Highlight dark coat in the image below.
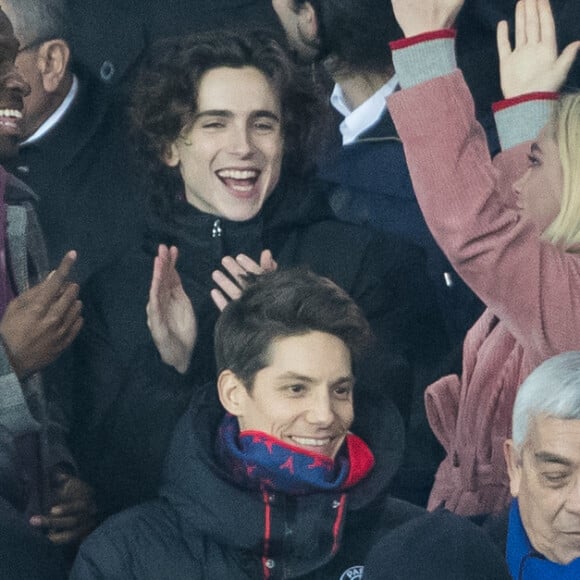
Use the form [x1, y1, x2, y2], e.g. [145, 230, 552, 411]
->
[70, 176, 443, 517]
[319, 109, 484, 350]
[71, 389, 426, 580]
[0, 497, 67, 580]
[7, 67, 144, 284]
[65, 0, 282, 86]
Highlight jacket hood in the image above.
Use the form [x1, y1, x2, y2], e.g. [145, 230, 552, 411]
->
[159, 387, 404, 553]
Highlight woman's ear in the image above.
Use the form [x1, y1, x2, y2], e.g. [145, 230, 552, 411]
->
[217, 370, 249, 417]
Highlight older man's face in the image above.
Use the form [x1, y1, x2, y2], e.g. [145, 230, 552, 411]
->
[0, 9, 29, 160]
[505, 416, 580, 564]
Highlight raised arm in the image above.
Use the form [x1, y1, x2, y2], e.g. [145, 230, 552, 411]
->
[388, 0, 580, 356]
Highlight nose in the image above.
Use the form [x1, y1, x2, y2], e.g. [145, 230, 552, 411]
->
[305, 390, 335, 427]
[229, 124, 254, 157]
[513, 168, 530, 200]
[5, 68, 31, 98]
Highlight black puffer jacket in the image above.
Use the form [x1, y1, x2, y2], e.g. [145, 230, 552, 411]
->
[70, 176, 443, 516]
[71, 389, 425, 580]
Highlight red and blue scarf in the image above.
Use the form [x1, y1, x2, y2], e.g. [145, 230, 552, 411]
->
[215, 413, 375, 495]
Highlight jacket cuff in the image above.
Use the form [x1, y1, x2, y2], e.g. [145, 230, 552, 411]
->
[493, 92, 558, 150]
[390, 30, 457, 89]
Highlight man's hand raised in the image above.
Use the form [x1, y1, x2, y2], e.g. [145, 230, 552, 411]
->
[0, 251, 82, 380]
[391, 0, 464, 38]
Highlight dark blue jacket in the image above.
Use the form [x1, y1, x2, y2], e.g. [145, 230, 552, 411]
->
[71, 391, 422, 579]
[318, 109, 485, 349]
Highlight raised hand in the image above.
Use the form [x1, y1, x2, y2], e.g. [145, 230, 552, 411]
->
[497, 0, 580, 98]
[0, 251, 82, 381]
[147, 244, 197, 374]
[211, 250, 277, 311]
[390, 0, 464, 38]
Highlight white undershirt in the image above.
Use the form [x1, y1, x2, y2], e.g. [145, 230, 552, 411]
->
[21, 75, 79, 146]
[330, 75, 398, 145]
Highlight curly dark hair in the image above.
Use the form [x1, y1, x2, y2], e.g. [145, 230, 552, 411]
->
[128, 29, 323, 217]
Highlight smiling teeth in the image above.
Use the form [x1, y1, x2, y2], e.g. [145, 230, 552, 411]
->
[291, 437, 331, 447]
[217, 169, 259, 179]
[0, 109, 22, 119]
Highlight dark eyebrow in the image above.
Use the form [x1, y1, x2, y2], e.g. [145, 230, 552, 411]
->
[276, 372, 354, 385]
[250, 110, 281, 122]
[277, 372, 315, 383]
[193, 110, 234, 121]
[193, 109, 281, 123]
[531, 142, 543, 155]
[535, 451, 572, 466]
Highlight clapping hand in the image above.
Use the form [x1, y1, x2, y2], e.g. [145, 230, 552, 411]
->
[147, 245, 197, 374]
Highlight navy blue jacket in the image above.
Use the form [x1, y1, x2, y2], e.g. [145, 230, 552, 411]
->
[71, 390, 422, 579]
[319, 109, 485, 349]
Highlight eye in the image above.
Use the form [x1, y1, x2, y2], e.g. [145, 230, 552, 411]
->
[542, 472, 569, 487]
[527, 153, 541, 167]
[286, 384, 306, 396]
[253, 119, 277, 133]
[202, 121, 226, 130]
[333, 384, 353, 399]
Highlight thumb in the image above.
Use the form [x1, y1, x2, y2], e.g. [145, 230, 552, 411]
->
[555, 41, 580, 87]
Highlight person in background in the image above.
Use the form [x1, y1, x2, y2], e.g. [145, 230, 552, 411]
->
[0, 6, 95, 576]
[3, 0, 144, 284]
[502, 352, 580, 576]
[386, 0, 580, 515]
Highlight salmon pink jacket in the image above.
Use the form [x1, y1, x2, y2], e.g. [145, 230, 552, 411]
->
[388, 30, 580, 515]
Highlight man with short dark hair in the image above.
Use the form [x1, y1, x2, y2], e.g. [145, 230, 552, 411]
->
[71, 268, 507, 580]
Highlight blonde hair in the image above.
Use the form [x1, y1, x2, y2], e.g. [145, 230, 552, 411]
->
[542, 93, 580, 252]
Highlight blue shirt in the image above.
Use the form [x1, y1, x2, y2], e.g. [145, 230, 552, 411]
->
[507, 499, 580, 579]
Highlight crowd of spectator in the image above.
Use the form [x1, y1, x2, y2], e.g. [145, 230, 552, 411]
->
[0, 0, 579, 578]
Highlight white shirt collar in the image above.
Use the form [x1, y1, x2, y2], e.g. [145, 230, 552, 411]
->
[21, 75, 79, 146]
[330, 75, 398, 145]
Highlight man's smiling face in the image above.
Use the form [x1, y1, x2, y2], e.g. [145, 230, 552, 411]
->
[225, 330, 355, 459]
[0, 9, 30, 160]
[164, 65, 284, 222]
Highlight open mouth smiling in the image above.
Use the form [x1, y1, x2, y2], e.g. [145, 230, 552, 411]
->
[0, 108, 23, 130]
[216, 168, 261, 194]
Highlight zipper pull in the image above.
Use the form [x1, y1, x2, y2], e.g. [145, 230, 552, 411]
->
[212, 219, 222, 238]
